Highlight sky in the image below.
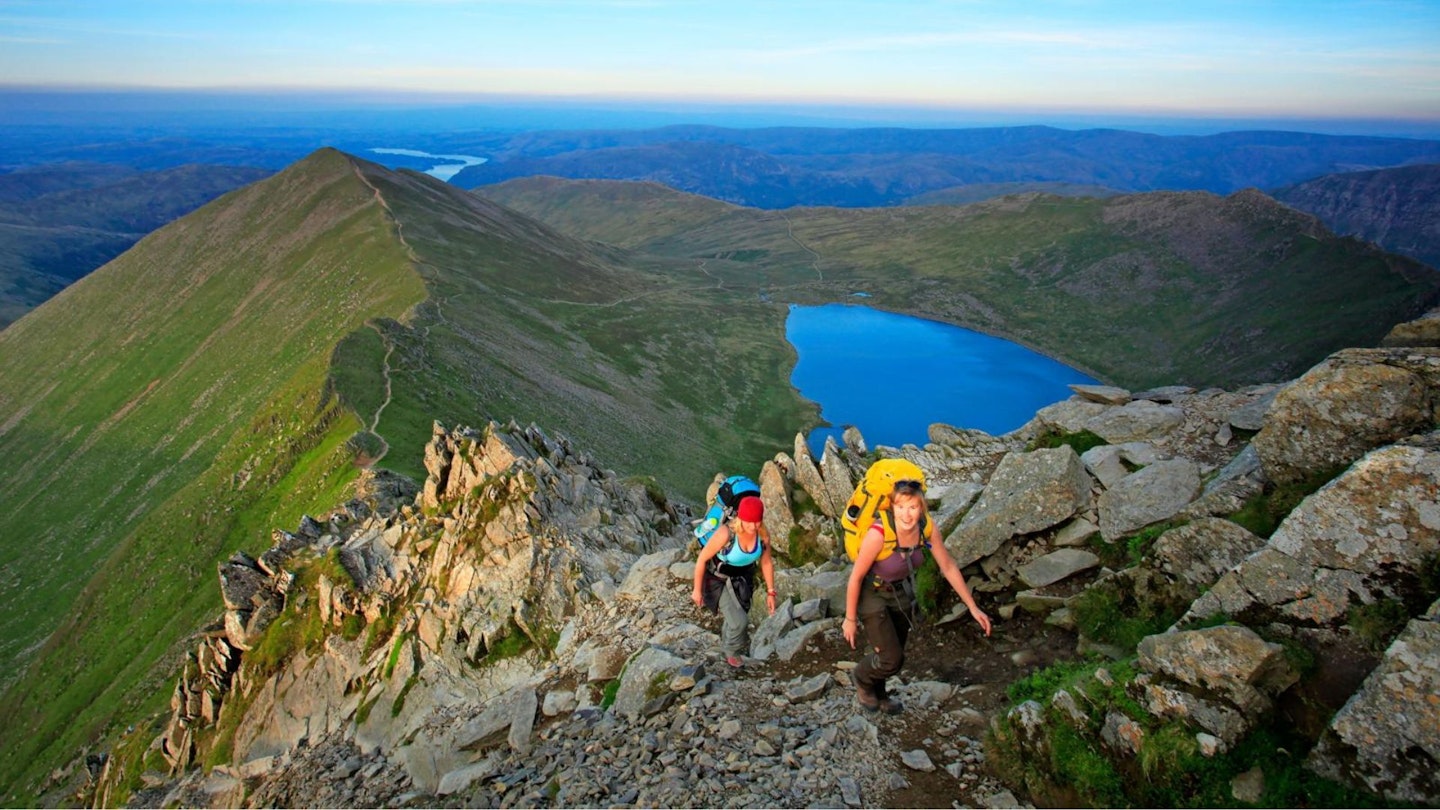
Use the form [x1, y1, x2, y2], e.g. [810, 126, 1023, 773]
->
[1, 0, 1438, 131]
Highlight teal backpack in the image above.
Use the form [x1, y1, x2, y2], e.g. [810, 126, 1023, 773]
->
[693, 475, 761, 550]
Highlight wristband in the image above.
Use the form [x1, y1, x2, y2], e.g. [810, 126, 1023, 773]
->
[767, 589, 777, 596]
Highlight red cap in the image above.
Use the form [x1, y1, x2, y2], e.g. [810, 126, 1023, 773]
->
[736, 496, 764, 523]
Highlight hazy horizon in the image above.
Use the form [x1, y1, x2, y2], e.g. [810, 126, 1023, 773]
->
[2, 1, 1437, 139]
[3, 86, 1438, 140]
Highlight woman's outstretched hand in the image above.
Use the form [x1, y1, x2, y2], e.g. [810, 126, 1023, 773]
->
[973, 608, 993, 637]
[842, 618, 858, 649]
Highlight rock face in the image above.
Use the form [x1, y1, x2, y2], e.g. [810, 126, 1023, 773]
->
[1308, 598, 1440, 804]
[109, 336, 1440, 808]
[1251, 348, 1439, 485]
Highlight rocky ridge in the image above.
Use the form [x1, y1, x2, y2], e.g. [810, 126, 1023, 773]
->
[90, 316, 1440, 809]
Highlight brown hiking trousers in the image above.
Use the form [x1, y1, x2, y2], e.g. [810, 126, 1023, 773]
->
[853, 577, 916, 698]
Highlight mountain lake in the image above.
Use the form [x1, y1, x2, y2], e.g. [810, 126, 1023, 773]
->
[369, 148, 487, 181]
[788, 303, 1099, 456]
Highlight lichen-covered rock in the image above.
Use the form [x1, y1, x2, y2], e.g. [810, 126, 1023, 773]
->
[1184, 440, 1440, 628]
[1150, 517, 1266, 594]
[1097, 458, 1202, 541]
[1086, 400, 1185, 443]
[1308, 599, 1440, 804]
[946, 446, 1094, 567]
[1252, 348, 1439, 485]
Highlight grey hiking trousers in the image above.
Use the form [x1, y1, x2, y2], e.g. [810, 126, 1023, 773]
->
[718, 578, 750, 657]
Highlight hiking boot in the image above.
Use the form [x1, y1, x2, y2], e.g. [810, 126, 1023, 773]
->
[878, 697, 905, 715]
[855, 685, 880, 712]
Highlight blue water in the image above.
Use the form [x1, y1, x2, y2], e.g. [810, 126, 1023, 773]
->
[369, 147, 487, 181]
[787, 303, 1099, 455]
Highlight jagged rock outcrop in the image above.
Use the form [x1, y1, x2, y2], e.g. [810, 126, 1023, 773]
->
[1252, 347, 1439, 484]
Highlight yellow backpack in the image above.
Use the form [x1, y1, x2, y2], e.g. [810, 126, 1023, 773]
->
[841, 458, 931, 562]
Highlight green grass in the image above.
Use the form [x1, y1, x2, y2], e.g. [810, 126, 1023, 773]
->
[1228, 468, 1342, 538]
[0, 149, 426, 804]
[1126, 521, 1182, 567]
[992, 655, 1396, 808]
[1070, 579, 1184, 652]
[1027, 428, 1110, 455]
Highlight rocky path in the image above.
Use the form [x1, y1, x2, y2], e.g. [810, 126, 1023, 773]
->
[199, 561, 1067, 810]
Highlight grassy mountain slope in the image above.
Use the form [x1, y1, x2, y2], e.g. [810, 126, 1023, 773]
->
[1274, 163, 1440, 269]
[481, 178, 1440, 388]
[0, 151, 819, 802]
[0, 163, 272, 329]
[0, 148, 428, 801]
[328, 159, 816, 491]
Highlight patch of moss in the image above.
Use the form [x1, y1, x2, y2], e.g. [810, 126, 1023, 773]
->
[1126, 520, 1183, 567]
[1347, 598, 1411, 653]
[483, 621, 532, 664]
[1048, 721, 1127, 807]
[1027, 428, 1108, 455]
[1006, 656, 1108, 704]
[1071, 581, 1182, 652]
[599, 679, 621, 711]
[1227, 467, 1341, 538]
[645, 671, 671, 701]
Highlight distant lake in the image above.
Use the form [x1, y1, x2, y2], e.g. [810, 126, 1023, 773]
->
[369, 148, 487, 181]
[787, 303, 1099, 455]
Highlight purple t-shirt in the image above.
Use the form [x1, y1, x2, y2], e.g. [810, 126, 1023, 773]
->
[868, 523, 925, 582]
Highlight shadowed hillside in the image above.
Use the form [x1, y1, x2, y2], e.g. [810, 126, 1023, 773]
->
[1274, 163, 1440, 269]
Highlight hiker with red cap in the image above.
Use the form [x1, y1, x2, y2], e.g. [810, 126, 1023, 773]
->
[692, 495, 777, 667]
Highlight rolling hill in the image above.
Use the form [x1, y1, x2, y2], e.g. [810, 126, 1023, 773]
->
[480, 176, 1440, 388]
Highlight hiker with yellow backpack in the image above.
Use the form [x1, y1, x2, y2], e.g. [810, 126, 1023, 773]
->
[841, 459, 992, 714]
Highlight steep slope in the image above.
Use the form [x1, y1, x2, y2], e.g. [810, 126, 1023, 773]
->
[481, 178, 1440, 388]
[1273, 163, 1440, 269]
[0, 148, 428, 799]
[0, 150, 820, 801]
[323, 161, 816, 491]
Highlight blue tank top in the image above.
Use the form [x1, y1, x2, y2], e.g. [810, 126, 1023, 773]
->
[717, 528, 763, 567]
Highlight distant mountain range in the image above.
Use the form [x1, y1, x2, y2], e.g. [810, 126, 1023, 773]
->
[453, 125, 1440, 207]
[4, 124, 1439, 329]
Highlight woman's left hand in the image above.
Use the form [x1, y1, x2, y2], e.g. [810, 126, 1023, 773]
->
[973, 607, 993, 637]
[765, 589, 777, 615]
